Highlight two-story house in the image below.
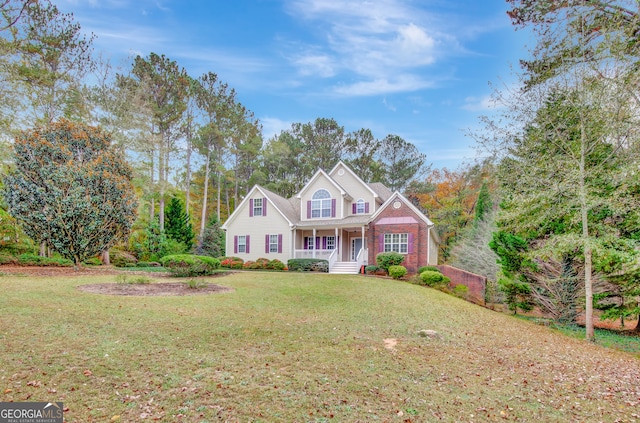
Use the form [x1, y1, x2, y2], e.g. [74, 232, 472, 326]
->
[221, 161, 438, 274]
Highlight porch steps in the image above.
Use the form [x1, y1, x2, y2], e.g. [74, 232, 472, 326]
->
[330, 261, 361, 274]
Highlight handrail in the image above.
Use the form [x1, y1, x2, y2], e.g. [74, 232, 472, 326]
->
[328, 248, 338, 272]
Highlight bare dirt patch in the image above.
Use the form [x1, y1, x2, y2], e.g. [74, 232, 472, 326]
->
[0, 265, 234, 296]
[77, 280, 234, 296]
[0, 264, 120, 277]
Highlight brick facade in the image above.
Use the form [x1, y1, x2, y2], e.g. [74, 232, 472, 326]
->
[368, 201, 430, 274]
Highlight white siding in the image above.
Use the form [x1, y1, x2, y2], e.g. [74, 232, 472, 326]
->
[225, 193, 291, 262]
[330, 163, 376, 215]
[300, 176, 342, 221]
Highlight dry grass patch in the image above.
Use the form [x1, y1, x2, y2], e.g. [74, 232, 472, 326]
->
[0, 272, 639, 422]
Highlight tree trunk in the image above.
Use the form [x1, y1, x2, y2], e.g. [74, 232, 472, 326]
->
[580, 118, 595, 342]
[200, 152, 210, 238]
[102, 249, 110, 266]
[185, 119, 192, 215]
[217, 168, 221, 221]
[39, 241, 46, 257]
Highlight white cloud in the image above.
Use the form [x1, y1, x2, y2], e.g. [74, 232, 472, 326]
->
[283, 0, 448, 96]
[292, 53, 337, 78]
[333, 76, 434, 96]
[260, 117, 293, 141]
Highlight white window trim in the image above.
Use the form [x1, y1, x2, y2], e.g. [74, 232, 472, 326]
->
[238, 235, 247, 253]
[384, 233, 408, 254]
[253, 198, 263, 216]
[269, 234, 278, 253]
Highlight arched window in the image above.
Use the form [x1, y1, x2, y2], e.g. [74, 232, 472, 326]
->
[312, 189, 332, 218]
[356, 198, 365, 214]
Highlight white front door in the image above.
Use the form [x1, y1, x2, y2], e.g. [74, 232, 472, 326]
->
[351, 238, 363, 261]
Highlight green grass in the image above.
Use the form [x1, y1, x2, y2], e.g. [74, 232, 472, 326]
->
[1, 272, 639, 422]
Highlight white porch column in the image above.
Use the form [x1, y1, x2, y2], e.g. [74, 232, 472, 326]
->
[313, 228, 316, 258]
[292, 228, 296, 259]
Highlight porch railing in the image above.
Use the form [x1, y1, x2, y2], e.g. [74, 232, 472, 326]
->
[328, 249, 338, 272]
[356, 248, 368, 270]
[293, 249, 335, 260]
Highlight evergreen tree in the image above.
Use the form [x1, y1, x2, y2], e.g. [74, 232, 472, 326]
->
[2, 119, 137, 267]
[164, 196, 194, 249]
[194, 214, 225, 258]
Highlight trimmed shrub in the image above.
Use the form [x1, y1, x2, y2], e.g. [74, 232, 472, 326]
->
[419, 270, 450, 287]
[287, 258, 329, 272]
[111, 250, 138, 267]
[418, 265, 440, 274]
[266, 259, 286, 271]
[376, 252, 405, 271]
[18, 253, 73, 267]
[220, 256, 244, 269]
[159, 254, 220, 277]
[365, 265, 380, 274]
[388, 265, 407, 280]
[255, 258, 270, 268]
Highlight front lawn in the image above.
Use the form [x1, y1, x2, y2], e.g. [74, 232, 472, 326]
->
[1, 272, 639, 422]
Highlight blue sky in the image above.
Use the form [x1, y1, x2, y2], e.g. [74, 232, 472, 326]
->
[57, 0, 530, 169]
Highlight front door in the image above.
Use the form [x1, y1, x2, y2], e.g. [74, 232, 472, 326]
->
[351, 238, 363, 261]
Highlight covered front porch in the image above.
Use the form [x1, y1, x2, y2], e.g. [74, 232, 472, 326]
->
[292, 225, 369, 274]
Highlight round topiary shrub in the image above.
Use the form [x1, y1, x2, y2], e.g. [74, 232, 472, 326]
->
[388, 265, 407, 280]
[419, 270, 450, 287]
[159, 254, 220, 277]
[417, 265, 440, 274]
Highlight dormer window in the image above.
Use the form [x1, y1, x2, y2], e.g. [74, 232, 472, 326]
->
[311, 189, 332, 218]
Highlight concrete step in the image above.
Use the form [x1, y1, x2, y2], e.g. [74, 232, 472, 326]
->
[330, 262, 361, 274]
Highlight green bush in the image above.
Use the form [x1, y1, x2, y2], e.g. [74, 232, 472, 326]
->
[287, 258, 329, 272]
[388, 265, 407, 280]
[419, 270, 450, 287]
[111, 250, 138, 267]
[84, 257, 102, 266]
[0, 252, 17, 264]
[365, 265, 380, 274]
[418, 265, 440, 274]
[18, 253, 73, 267]
[375, 252, 405, 271]
[267, 259, 286, 271]
[453, 284, 469, 299]
[159, 254, 220, 277]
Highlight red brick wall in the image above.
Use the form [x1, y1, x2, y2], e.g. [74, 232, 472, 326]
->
[368, 202, 429, 274]
[437, 265, 486, 305]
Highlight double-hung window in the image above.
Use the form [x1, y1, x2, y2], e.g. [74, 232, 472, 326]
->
[237, 235, 247, 253]
[356, 199, 365, 214]
[269, 234, 279, 253]
[311, 189, 332, 218]
[384, 233, 408, 253]
[253, 198, 263, 216]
